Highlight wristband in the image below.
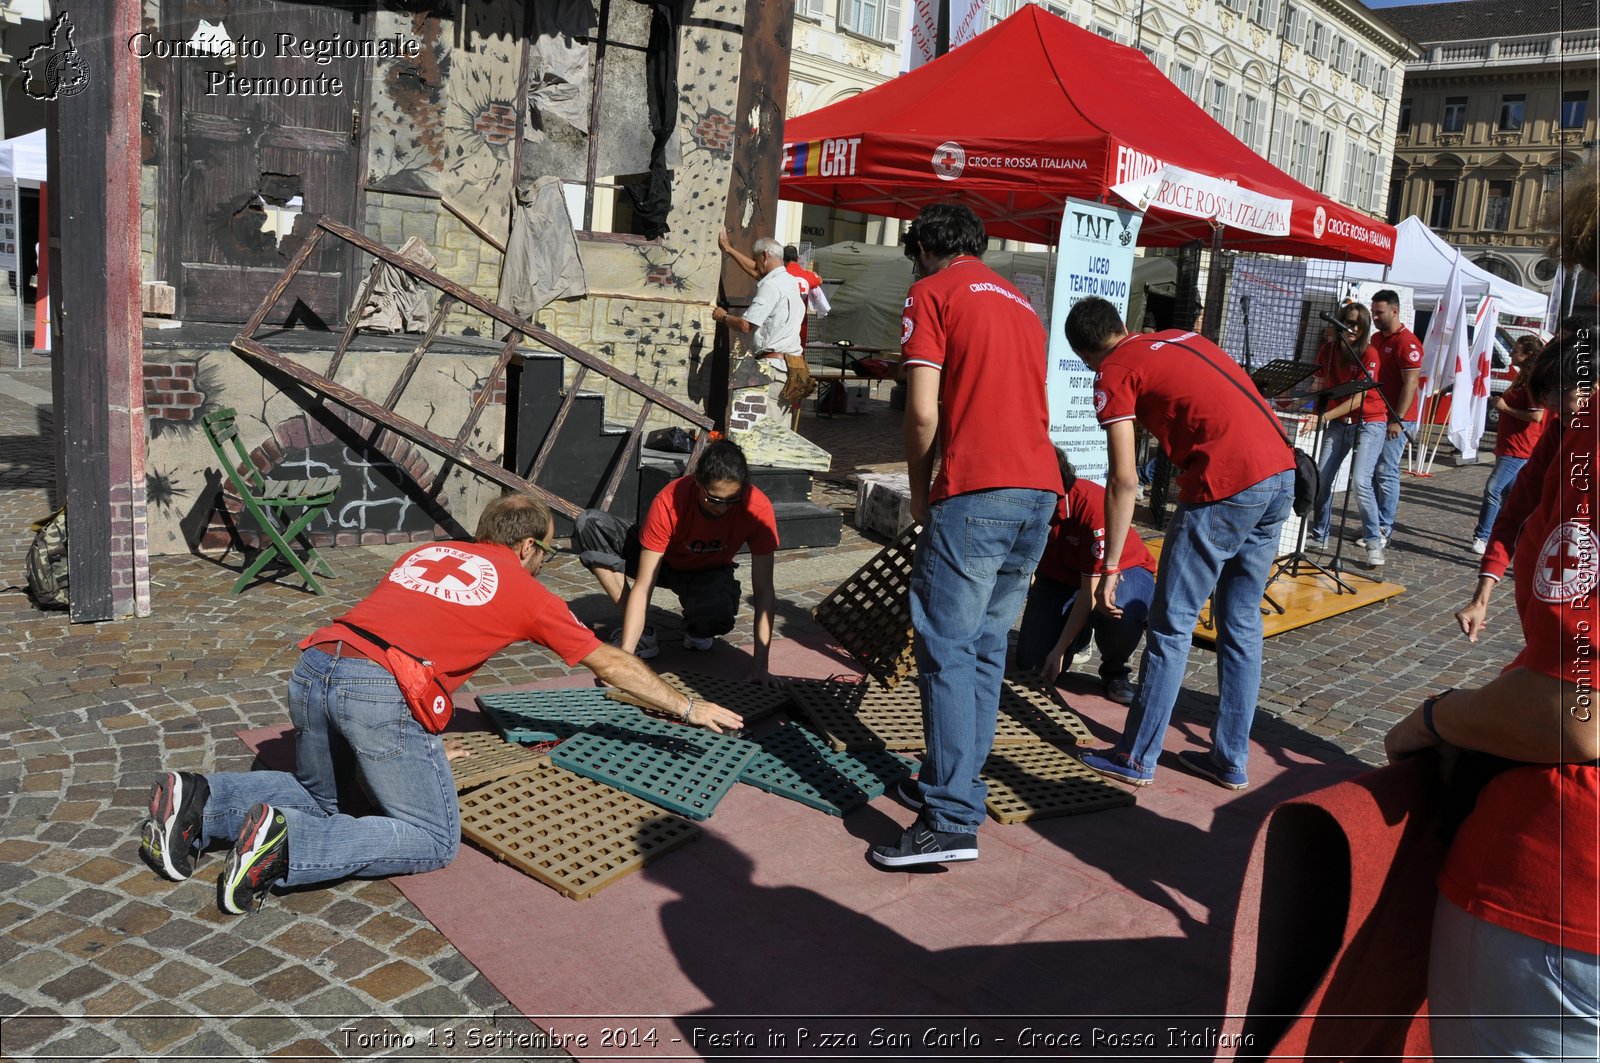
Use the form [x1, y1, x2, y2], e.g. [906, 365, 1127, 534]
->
[1101, 565, 1120, 574]
[682, 695, 697, 722]
[1421, 690, 1452, 739]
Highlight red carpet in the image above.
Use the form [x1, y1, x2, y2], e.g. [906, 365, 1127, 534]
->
[238, 634, 1366, 1060]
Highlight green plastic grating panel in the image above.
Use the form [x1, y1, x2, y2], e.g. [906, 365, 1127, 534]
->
[445, 729, 546, 792]
[788, 674, 1091, 753]
[739, 723, 919, 817]
[604, 671, 794, 729]
[458, 760, 700, 900]
[811, 524, 918, 688]
[981, 743, 1137, 824]
[476, 687, 644, 744]
[549, 714, 760, 821]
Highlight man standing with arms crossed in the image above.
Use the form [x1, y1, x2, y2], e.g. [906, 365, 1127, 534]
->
[869, 204, 1061, 868]
[1367, 289, 1423, 568]
[1065, 297, 1294, 791]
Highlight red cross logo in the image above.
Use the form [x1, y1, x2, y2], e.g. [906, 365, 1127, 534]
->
[1473, 352, 1491, 398]
[1535, 521, 1599, 603]
[411, 554, 477, 588]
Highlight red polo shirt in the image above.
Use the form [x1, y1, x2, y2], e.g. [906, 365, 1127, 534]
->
[1374, 325, 1423, 422]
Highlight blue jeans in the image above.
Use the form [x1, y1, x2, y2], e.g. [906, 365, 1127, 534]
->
[1429, 895, 1600, 1061]
[911, 487, 1056, 833]
[1310, 421, 1385, 543]
[1374, 420, 1418, 537]
[1116, 470, 1293, 779]
[1472, 455, 1529, 542]
[1015, 567, 1155, 682]
[202, 646, 460, 886]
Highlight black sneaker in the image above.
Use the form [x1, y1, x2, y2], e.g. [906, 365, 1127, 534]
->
[1104, 677, 1138, 706]
[890, 776, 924, 811]
[140, 771, 210, 881]
[870, 821, 978, 868]
[220, 803, 289, 915]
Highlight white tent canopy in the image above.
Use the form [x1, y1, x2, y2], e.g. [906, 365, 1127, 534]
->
[1344, 216, 1546, 319]
[0, 128, 46, 186]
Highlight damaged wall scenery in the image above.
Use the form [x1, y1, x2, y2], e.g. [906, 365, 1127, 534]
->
[132, 0, 805, 574]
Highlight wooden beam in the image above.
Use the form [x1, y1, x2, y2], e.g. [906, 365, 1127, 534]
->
[232, 335, 582, 520]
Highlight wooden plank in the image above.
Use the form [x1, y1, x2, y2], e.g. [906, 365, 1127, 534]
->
[453, 332, 522, 449]
[232, 335, 581, 520]
[306, 217, 712, 432]
[599, 405, 650, 511]
[239, 226, 325, 337]
[326, 264, 381, 381]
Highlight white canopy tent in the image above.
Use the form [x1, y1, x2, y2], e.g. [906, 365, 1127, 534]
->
[1344, 216, 1547, 319]
[0, 128, 45, 367]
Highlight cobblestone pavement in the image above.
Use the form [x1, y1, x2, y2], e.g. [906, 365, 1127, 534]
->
[0, 369, 1523, 1060]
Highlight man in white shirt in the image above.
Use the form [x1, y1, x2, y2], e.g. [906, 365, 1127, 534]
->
[715, 230, 806, 425]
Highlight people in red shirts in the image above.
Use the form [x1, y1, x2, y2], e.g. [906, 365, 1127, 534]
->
[1015, 452, 1156, 704]
[783, 246, 829, 346]
[1469, 334, 1546, 553]
[1386, 330, 1597, 1059]
[1367, 289, 1423, 568]
[574, 440, 780, 683]
[1307, 303, 1386, 547]
[139, 494, 740, 916]
[1066, 296, 1294, 791]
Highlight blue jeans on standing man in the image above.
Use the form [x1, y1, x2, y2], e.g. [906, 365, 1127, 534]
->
[1472, 455, 1529, 543]
[201, 646, 460, 886]
[1310, 420, 1386, 544]
[911, 487, 1056, 834]
[1374, 420, 1418, 539]
[1115, 470, 1293, 781]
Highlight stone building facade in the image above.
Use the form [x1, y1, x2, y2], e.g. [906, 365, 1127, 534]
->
[1378, 0, 1599, 295]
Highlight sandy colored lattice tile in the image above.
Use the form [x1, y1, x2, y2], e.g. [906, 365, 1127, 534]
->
[811, 525, 918, 688]
[458, 761, 699, 900]
[981, 743, 1137, 824]
[445, 730, 545, 792]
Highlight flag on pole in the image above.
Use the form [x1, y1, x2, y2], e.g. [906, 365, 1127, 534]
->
[903, 0, 988, 71]
[1449, 295, 1496, 457]
[1419, 255, 1467, 400]
[1544, 261, 1567, 334]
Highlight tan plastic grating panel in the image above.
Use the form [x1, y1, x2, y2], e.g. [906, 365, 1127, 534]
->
[811, 525, 918, 688]
[788, 674, 1096, 752]
[981, 743, 1137, 824]
[604, 671, 793, 728]
[458, 761, 700, 900]
[445, 729, 546, 792]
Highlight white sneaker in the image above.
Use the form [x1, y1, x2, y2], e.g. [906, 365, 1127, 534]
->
[1471, 539, 1487, 556]
[1070, 647, 1094, 670]
[1356, 533, 1392, 549]
[683, 633, 714, 652]
[608, 626, 659, 660]
[1364, 543, 1386, 568]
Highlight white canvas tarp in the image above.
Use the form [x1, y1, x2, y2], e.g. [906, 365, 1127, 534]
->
[1344, 216, 1546, 319]
[0, 128, 46, 185]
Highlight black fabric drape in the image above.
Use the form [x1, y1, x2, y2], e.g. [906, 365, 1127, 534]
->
[625, 0, 686, 239]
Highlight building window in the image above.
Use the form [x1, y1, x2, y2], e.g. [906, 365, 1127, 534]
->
[795, 0, 827, 20]
[1285, 5, 1306, 46]
[1484, 179, 1514, 231]
[1093, 23, 1126, 43]
[1307, 21, 1328, 61]
[987, 0, 1018, 28]
[1398, 99, 1411, 133]
[1376, 65, 1390, 98]
[1237, 93, 1263, 152]
[1563, 89, 1590, 129]
[1220, 0, 1244, 13]
[1139, 44, 1165, 74]
[1354, 51, 1369, 85]
[1429, 179, 1457, 229]
[1387, 176, 1405, 224]
[1206, 79, 1234, 128]
[1248, 0, 1278, 27]
[1442, 96, 1468, 133]
[1498, 94, 1526, 131]
[840, 0, 902, 42]
[1291, 119, 1315, 183]
[1332, 36, 1350, 73]
[1172, 61, 1197, 99]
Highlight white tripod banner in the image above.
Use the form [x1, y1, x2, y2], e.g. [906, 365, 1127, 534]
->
[1046, 197, 1143, 486]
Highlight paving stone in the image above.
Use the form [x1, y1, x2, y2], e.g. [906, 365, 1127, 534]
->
[143, 958, 213, 998]
[35, 1026, 122, 1061]
[219, 944, 287, 981]
[39, 963, 113, 1003]
[256, 963, 332, 1004]
[350, 959, 432, 1002]
[118, 1002, 204, 1054]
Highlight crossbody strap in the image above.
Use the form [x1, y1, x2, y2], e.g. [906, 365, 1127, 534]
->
[1162, 339, 1296, 455]
[338, 621, 431, 667]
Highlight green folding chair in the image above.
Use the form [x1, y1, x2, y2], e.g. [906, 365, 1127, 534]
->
[202, 407, 342, 594]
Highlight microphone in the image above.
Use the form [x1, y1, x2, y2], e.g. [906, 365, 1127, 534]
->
[1240, 294, 1250, 314]
[1320, 310, 1354, 331]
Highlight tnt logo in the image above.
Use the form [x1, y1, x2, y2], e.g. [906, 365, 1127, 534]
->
[932, 141, 966, 182]
[1534, 521, 1598, 603]
[389, 545, 500, 606]
[1313, 206, 1327, 239]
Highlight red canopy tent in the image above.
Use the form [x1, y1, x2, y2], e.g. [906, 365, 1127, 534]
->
[780, 5, 1396, 264]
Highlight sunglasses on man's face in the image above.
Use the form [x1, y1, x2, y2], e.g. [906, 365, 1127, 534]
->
[702, 489, 742, 507]
[528, 534, 560, 556]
